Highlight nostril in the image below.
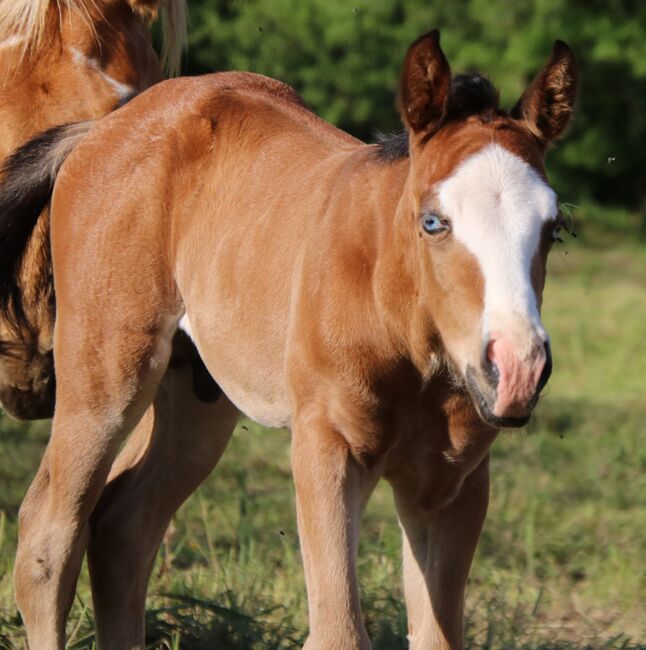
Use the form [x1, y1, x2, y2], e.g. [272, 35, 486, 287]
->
[537, 341, 552, 392]
[483, 339, 500, 388]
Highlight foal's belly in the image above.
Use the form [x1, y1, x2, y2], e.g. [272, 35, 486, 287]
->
[179, 312, 292, 429]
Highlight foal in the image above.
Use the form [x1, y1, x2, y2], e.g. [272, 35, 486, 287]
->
[11, 31, 576, 649]
[0, 0, 186, 419]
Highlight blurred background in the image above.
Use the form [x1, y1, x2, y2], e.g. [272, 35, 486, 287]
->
[1, 1, 644, 648]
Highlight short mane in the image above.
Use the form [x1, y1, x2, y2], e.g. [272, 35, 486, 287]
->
[0, 0, 187, 76]
[375, 73, 501, 162]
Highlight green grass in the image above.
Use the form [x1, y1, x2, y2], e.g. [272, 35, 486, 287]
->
[0, 237, 645, 649]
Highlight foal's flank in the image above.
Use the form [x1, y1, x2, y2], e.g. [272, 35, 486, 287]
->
[12, 31, 576, 649]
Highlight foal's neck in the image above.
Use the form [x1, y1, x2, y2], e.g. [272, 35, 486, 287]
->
[361, 153, 441, 379]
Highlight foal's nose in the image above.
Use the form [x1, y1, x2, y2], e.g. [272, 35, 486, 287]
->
[483, 335, 551, 419]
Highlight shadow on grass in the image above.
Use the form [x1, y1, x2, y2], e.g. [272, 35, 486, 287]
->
[62, 592, 641, 650]
[60, 592, 307, 650]
[0, 591, 641, 650]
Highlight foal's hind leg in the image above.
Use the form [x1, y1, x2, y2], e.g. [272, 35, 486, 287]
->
[88, 335, 238, 650]
[14, 312, 174, 649]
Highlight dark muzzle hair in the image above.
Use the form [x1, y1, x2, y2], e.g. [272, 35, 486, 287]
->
[0, 121, 94, 326]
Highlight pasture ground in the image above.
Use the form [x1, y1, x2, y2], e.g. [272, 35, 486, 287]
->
[0, 227, 644, 648]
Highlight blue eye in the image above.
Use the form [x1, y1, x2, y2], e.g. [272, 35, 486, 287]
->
[422, 212, 448, 235]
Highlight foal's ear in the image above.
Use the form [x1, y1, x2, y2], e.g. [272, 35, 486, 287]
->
[399, 30, 451, 137]
[511, 40, 577, 145]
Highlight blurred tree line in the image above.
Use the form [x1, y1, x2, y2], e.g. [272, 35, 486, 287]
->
[177, 0, 645, 229]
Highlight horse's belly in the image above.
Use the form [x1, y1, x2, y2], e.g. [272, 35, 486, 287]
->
[179, 314, 292, 428]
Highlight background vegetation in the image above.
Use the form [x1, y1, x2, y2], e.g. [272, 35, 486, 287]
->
[1, 0, 645, 648]
[184, 0, 646, 228]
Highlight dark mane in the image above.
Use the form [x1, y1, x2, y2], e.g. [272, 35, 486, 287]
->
[373, 131, 409, 162]
[374, 73, 501, 162]
[446, 73, 500, 119]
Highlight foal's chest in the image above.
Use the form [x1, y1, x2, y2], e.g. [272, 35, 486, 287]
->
[382, 390, 497, 512]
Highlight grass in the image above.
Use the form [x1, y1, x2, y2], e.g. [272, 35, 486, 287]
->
[0, 234, 644, 649]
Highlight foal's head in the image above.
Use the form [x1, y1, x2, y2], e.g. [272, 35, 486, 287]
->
[397, 31, 576, 427]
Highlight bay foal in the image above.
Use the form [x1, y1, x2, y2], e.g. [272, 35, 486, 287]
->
[12, 31, 576, 649]
[0, 0, 186, 419]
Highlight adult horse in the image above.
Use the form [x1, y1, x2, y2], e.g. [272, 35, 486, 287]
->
[5, 30, 576, 649]
[0, 0, 186, 419]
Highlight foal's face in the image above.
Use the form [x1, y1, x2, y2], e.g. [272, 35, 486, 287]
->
[413, 122, 558, 427]
[399, 32, 576, 427]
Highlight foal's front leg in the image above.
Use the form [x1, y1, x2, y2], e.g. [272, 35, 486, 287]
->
[391, 456, 490, 650]
[292, 414, 382, 650]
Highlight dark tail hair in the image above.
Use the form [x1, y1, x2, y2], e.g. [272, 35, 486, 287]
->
[0, 120, 94, 320]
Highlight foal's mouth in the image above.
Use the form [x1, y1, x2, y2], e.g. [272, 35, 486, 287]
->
[465, 367, 533, 429]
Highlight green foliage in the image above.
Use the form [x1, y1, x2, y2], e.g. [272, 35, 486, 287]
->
[181, 0, 646, 223]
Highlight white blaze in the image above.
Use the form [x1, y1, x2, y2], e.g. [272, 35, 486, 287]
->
[70, 47, 133, 102]
[436, 143, 557, 348]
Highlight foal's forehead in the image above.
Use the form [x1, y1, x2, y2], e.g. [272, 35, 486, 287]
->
[435, 142, 558, 224]
[431, 134, 559, 327]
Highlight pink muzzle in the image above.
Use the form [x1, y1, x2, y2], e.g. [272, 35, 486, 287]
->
[487, 336, 549, 418]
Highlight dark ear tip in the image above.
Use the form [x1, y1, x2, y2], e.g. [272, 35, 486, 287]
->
[411, 28, 440, 50]
[552, 39, 576, 62]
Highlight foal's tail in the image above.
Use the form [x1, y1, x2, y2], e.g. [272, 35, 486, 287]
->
[0, 120, 95, 315]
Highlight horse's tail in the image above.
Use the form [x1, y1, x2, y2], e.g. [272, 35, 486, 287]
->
[0, 120, 95, 317]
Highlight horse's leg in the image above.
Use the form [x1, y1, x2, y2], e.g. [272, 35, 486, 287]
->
[391, 456, 490, 650]
[88, 336, 238, 650]
[14, 316, 173, 650]
[292, 415, 382, 650]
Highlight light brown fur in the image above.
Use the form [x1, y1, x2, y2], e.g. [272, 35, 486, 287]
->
[13, 32, 577, 649]
[0, 4, 210, 649]
[0, 0, 185, 419]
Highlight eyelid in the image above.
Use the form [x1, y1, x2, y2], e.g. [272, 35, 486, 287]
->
[422, 209, 448, 222]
